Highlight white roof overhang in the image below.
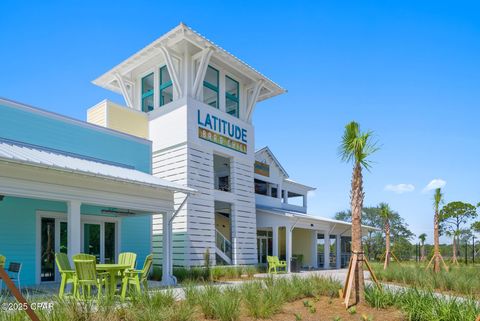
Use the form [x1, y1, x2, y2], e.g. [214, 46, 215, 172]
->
[0, 139, 195, 213]
[93, 23, 286, 102]
[256, 207, 378, 236]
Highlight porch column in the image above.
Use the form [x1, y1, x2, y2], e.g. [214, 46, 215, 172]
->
[161, 211, 176, 286]
[310, 230, 318, 268]
[67, 200, 81, 261]
[323, 231, 330, 269]
[285, 225, 292, 273]
[272, 226, 279, 257]
[336, 234, 342, 269]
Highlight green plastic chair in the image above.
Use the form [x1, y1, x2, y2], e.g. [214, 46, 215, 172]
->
[118, 252, 137, 269]
[72, 253, 96, 261]
[73, 259, 108, 300]
[267, 256, 287, 274]
[55, 253, 76, 298]
[120, 254, 153, 300]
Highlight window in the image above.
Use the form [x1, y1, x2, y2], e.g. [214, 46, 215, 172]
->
[159, 66, 173, 107]
[141, 73, 154, 112]
[203, 65, 219, 108]
[214, 154, 231, 192]
[225, 76, 239, 117]
[255, 179, 268, 195]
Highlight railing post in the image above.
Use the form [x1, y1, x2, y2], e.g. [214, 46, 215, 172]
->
[0, 267, 40, 321]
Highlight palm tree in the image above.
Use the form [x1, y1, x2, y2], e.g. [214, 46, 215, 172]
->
[379, 203, 394, 269]
[418, 233, 427, 261]
[432, 188, 443, 273]
[445, 230, 459, 264]
[339, 121, 378, 304]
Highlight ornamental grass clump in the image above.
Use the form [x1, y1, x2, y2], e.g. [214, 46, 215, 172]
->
[365, 285, 480, 321]
[241, 281, 284, 319]
[372, 262, 479, 296]
[211, 287, 242, 321]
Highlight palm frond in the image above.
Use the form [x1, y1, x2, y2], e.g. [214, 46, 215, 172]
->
[339, 121, 379, 169]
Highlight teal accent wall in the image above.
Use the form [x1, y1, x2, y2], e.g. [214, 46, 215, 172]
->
[121, 216, 152, 268]
[0, 197, 152, 286]
[0, 102, 151, 173]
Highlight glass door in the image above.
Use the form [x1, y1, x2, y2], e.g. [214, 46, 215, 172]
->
[83, 223, 101, 262]
[257, 237, 268, 265]
[40, 218, 56, 282]
[82, 221, 117, 263]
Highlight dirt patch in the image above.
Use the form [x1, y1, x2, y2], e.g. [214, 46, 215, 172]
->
[194, 296, 404, 321]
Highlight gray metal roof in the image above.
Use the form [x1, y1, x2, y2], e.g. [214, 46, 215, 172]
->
[0, 139, 195, 194]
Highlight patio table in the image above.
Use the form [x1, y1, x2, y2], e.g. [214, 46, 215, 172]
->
[96, 264, 131, 296]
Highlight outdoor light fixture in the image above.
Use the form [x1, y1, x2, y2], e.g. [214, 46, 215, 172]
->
[101, 209, 137, 215]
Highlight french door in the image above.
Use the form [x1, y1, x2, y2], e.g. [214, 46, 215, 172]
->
[81, 222, 116, 263]
[257, 237, 270, 265]
[40, 218, 68, 282]
[38, 213, 118, 283]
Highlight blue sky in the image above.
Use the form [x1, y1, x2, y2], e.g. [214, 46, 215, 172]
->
[1, 1, 479, 243]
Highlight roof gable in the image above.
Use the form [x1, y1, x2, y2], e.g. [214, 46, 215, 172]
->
[255, 146, 289, 178]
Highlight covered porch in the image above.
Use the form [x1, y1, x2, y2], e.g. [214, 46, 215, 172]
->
[256, 208, 374, 272]
[0, 139, 193, 287]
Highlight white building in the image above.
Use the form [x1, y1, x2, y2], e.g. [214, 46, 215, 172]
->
[88, 23, 374, 272]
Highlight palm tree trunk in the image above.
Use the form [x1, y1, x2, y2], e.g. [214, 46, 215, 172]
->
[433, 211, 440, 273]
[452, 237, 457, 264]
[420, 242, 425, 261]
[351, 162, 364, 303]
[383, 222, 390, 270]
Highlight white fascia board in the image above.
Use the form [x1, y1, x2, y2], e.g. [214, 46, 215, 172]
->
[0, 174, 173, 214]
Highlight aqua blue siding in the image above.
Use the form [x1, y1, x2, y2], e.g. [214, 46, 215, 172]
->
[120, 216, 152, 269]
[0, 102, 151, 173]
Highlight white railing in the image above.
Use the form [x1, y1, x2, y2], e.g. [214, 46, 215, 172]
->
[215, 229, 232, 259]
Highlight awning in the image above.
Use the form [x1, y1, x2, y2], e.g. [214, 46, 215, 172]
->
[0, 138, 194, 194]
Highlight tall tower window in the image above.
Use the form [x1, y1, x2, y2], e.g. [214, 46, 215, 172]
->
[159, 66, 173, 107]
[141, 73, 154, 112]
[203, 65, 219, 108]
[225, 76, 239, 118]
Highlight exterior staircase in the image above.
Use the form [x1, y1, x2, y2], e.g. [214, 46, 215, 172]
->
[215, 229, 232, 265]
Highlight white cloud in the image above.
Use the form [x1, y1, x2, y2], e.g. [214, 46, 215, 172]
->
[422, 179, 446, 193]
[384, 183, 415, 194]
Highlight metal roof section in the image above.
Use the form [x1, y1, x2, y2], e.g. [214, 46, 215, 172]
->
[256, 205, 379, 231]
[92, 23, 286, 102]
[0, 138, 195, 194]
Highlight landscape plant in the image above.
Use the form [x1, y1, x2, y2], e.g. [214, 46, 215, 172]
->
[339, 121, 378, 304]
[365, 285, 480, 321]
[439, 201, 478, 264]
[418, 233, 427, 261]
[379, 202, 394, 269]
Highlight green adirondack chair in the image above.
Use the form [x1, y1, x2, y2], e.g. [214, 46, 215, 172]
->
[120, 254, 153, 300]
[267, 256, 287, 274]
[55, 253, 76, 298]
[72, 253, 96, 261]
[73, 259, 109, 300]
[118, 252, 137, 269]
